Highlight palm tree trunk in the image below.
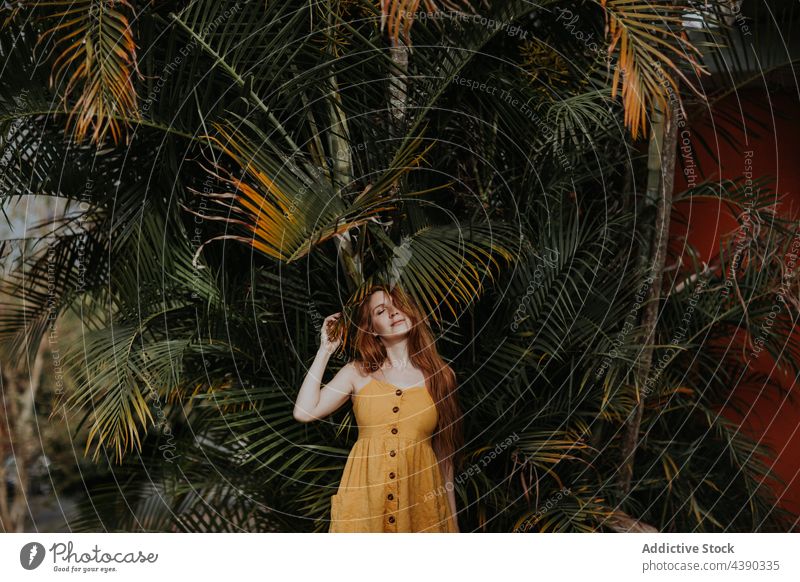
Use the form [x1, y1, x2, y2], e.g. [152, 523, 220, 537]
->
[618, 101, 679, 495]
[0, 329, 49, 532]
[325, 10, 361, 290]
[385, 37, 409, 248]
[388, 43, 409, 142]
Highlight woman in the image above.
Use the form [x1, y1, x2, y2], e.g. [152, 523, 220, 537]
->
[293, 284, 464, 533]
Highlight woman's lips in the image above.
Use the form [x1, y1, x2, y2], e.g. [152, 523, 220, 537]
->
[391, 319, 405, 327]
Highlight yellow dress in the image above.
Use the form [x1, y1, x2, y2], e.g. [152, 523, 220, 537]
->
[328, 378, 457, 533]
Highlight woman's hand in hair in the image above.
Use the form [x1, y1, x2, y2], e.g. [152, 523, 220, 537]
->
[320, 312, 343, 355]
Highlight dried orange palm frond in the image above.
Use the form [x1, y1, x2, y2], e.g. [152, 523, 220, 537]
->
[186, 118, 435, 265]
[598, 0, 708, 139]
[379, 0, 476, 47]
[35, 0, 142, 145]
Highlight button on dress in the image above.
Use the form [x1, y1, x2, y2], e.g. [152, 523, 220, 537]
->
[328, 378, 457, 532]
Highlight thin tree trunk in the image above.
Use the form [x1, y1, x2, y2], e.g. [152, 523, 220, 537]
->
[0, 368, 14, 531]
[388, 40, 409, 210]
[618, 102, 679, 495]
[325, 10, 361, 289]
[385, 38, 409, 249]
[0, 328, 49, 532]
[388, 43, 409, 142]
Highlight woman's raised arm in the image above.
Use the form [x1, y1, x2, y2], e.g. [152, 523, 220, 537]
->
[292, 312, 354, 422]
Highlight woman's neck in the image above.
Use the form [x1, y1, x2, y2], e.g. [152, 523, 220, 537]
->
[382, 343, 412, 371]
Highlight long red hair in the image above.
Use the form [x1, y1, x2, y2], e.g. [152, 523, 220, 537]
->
[349, 284, 464, 477]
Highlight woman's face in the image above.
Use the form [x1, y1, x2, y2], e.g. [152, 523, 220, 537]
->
[368, 291, 410, 338]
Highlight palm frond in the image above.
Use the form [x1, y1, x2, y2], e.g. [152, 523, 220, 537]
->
[34, 0, 142, 144]
[364, 220, 521, 323]
[187, 115, 436, 265]
[378, 0, 479, 47]
[598, 0, 708, 139]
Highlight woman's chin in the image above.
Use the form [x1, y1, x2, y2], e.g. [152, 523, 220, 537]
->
[386, 325, 409, 337]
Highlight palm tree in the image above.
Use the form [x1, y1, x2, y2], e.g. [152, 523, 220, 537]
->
[619, 0, 800, 499]
[1, 0, 795, 532]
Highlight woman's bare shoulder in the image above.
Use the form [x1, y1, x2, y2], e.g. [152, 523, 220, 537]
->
[344, 361, 373, 381]
[343, 361, 376, 392]
[332, 361, 357, 381]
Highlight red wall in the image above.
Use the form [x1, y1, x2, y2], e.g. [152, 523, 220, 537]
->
[670, 87, 800, 521]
